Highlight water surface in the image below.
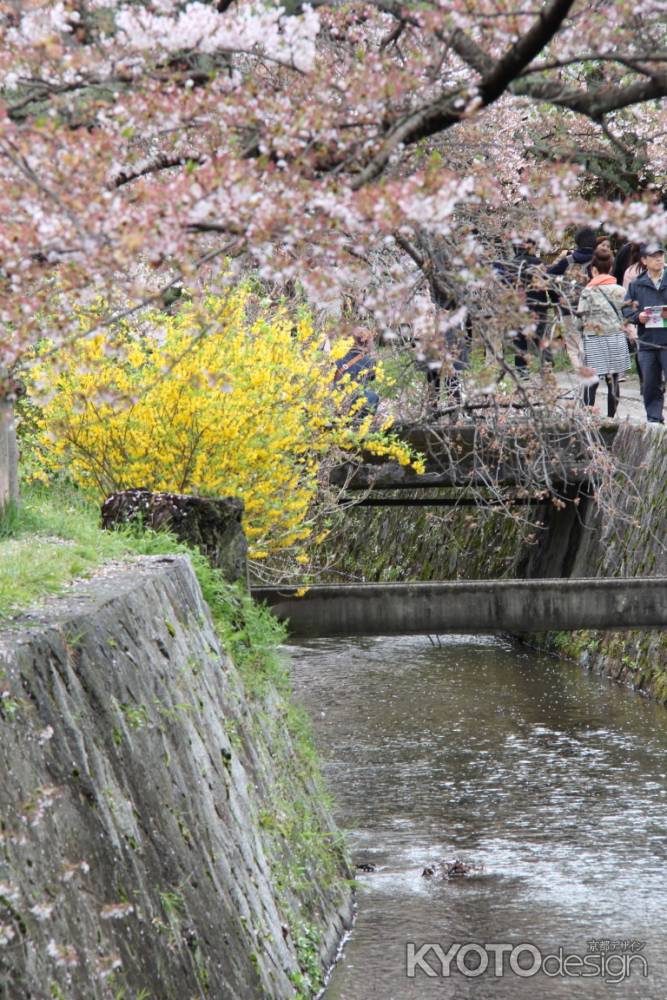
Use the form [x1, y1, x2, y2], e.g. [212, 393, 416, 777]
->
[288, 634, 667, 999]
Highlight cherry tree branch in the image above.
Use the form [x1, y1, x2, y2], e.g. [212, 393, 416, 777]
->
[511, 73, 667, 120]
[478, 0, 577, 105]
[351, 0, 577, 187]
[517, 52, 667, 76]
[112, 155, 208, 189]
[446, 29, 489, 76]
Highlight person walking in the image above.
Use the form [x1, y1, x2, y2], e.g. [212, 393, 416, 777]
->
[495, 239, 551, 372]
[333, 328, 379, 417]
[547, 227, 597, 367]
[577, 247, 630, 417]
[624, 242, 667, 424]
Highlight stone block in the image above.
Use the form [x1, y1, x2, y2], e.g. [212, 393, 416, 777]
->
[101, 489, 247, 582]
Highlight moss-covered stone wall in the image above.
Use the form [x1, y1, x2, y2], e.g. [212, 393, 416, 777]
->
[312, 499, 523, 583]
[544, 423, 667, 702]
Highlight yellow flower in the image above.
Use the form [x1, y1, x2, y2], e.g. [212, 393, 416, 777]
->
[28, 285, 425, 562]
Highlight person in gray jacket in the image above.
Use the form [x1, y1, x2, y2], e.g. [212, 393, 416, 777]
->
[577, 247, 630, 417]
[624, 242, 667, 424]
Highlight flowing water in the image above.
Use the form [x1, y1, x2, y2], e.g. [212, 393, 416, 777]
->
[288, 634, 667, 999]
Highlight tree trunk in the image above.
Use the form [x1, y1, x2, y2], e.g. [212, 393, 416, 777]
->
[0, 397, 19, 510]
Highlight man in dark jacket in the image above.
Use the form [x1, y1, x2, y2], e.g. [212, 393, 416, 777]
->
[624, 241, 667, 424]
[542, 227, 597, 368]
[547, 226, 596, 282]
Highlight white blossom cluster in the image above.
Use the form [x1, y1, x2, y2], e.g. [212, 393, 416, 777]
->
[115, 1, 321, 72]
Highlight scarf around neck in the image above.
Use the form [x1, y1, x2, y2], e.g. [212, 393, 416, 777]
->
[586, 274, 617, 288]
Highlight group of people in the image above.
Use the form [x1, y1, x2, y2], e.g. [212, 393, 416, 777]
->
[504, 228, 667, 424]
[334, 228, 667, 427]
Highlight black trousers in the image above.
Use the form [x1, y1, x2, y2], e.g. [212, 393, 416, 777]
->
[627, 337, 643, 390]
[638, 345, 667, 423]
[514, 317, 553, 371]
[583, 375, 620, 418]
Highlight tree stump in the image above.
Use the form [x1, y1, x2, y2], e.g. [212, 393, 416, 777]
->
[101, 489, 248, 583]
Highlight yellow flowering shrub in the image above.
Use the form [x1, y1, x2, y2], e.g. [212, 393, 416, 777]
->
[28, 286, 423, 560]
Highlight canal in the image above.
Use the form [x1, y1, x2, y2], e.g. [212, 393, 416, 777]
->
[288, 633, 667, 999]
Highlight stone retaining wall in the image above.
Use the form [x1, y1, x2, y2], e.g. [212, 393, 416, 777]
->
[0, 555, 351, 998]
[546, 423, 667, 701]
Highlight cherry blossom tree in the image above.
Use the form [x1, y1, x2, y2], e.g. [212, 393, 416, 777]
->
[1, 0, 667, 500]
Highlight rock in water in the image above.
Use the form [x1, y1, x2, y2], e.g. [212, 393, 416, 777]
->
[422, 859, 482, 879]
[101, 489, 247, 582]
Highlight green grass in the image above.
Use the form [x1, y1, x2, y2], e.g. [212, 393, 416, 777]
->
[0, 487, 137, 617]
[0, 484, 287, 685]
[0, 484, 236, 620]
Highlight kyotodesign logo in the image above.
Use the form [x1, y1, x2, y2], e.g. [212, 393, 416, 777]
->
[405, 939, 648, 984]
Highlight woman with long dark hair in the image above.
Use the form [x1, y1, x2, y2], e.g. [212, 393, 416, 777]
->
[622, 243, 643, 289]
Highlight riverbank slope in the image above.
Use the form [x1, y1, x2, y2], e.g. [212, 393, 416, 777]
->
[0, 552, 352, 998]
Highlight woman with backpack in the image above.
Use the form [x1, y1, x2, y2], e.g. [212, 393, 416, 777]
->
[546, 227, 597, 368]
[576, 247, 631, 417]
[547, 226, 596, 286]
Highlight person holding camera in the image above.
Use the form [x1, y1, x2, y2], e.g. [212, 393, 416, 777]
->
[333, 328, 380, 418]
